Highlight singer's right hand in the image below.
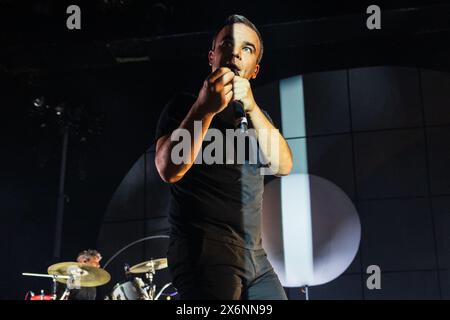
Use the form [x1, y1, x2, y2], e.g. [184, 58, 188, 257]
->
[195, 67, 235, 116]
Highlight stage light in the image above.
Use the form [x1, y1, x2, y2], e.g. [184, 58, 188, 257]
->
[33, 97, 45, 108]
[55, 104, 65, 116]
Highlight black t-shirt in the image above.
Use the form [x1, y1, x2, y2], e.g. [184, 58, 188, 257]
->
[56, 283, 96, 300]
[68, 287, 96, 300]
[155, 93, 273, 250]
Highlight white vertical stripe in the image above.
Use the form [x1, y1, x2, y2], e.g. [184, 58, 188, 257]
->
[287, 138, 308, 174]
[281, 175, 314, 285]
[279, 76, 314, 286]
[279, 76, 306, 138]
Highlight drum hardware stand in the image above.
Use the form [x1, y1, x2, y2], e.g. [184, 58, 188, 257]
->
[113, 257, 170, 300]
[301, 285, 309, 300]
[53, 125, 69, 261]
[22, 272, 70, 300]
[51, 275, 57, 300]
[143, 259, 156, 300]
[29, 97, 104, 261]
[59, 273, 81, 300]
[144, 271, 156, 300]
[133, 277, 150, 300]
[60, 287, 71, 300]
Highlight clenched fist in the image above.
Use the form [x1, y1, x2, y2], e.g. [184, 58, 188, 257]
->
[232, 76, 256, 113]
[195, 67, 235, 116]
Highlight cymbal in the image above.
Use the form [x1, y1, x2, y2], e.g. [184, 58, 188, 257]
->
[129, 258, 168, 274]
[47, 262, 111, 287]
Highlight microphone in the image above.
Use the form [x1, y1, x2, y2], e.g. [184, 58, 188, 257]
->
[231, 69, 248, 133]
[232, 100, 248, 133]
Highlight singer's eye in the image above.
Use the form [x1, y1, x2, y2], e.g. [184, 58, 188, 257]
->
[221, 40, 233, 48]
[243, 47, 253, 53]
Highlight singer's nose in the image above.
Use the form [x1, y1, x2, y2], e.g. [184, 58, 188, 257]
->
[232, 46, 241, 59]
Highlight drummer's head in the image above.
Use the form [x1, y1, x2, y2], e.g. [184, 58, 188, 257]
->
[77, 249, 102, 268]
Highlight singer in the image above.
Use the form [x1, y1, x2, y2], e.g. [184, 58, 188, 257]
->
[155, 14, 293, 300]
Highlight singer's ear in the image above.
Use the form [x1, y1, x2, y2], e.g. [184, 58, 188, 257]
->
[251, 64, 260, 79]
[208, 50, 214, 67]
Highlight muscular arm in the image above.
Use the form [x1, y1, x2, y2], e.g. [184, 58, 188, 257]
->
[248, 104, 293, 176]
[155, 103, 214, 183]
[155, 67, 235, 183]
[233, 76, 293, 176]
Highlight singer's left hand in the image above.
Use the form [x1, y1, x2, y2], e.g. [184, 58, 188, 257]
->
[233, 76, 256, 113]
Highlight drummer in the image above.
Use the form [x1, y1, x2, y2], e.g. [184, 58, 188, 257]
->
[61, 249, 102, 300]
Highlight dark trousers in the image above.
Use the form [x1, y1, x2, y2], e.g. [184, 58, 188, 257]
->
[167, 237, 287, 300]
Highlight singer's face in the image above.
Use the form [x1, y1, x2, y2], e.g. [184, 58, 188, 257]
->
[208, 23, 261, 80]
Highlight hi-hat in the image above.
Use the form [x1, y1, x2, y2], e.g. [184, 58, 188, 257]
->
[129, 258, 168, 274]
[47, 262, 110, 287]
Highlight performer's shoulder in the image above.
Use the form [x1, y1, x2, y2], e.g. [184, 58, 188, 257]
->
[167, 91, 197, 106]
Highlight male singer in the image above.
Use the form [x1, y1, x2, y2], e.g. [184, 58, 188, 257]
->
[155, 14, 293, 299]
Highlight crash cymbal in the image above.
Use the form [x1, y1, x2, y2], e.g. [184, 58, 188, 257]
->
[129, 258, 168, 274]
[47, 262, 111, 287]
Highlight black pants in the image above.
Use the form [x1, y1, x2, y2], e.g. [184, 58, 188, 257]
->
[167, 237, 287, 300]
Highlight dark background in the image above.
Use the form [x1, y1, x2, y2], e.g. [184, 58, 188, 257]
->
[1, 0, 450, 299]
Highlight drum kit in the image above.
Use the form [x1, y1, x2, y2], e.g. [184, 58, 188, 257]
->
[109, 258, 175, 300]
[23, 257, 176, 300]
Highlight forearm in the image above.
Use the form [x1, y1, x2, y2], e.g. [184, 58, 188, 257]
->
[156, 101, 214, 183]
[247, 104, 293, 176]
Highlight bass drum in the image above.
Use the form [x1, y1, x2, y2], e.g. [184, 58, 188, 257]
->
[110, 279, 147, 300]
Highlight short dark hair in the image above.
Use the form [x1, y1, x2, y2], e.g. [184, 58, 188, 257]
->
[77, 249, 101, 260]
[211, 14, 264, 63]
